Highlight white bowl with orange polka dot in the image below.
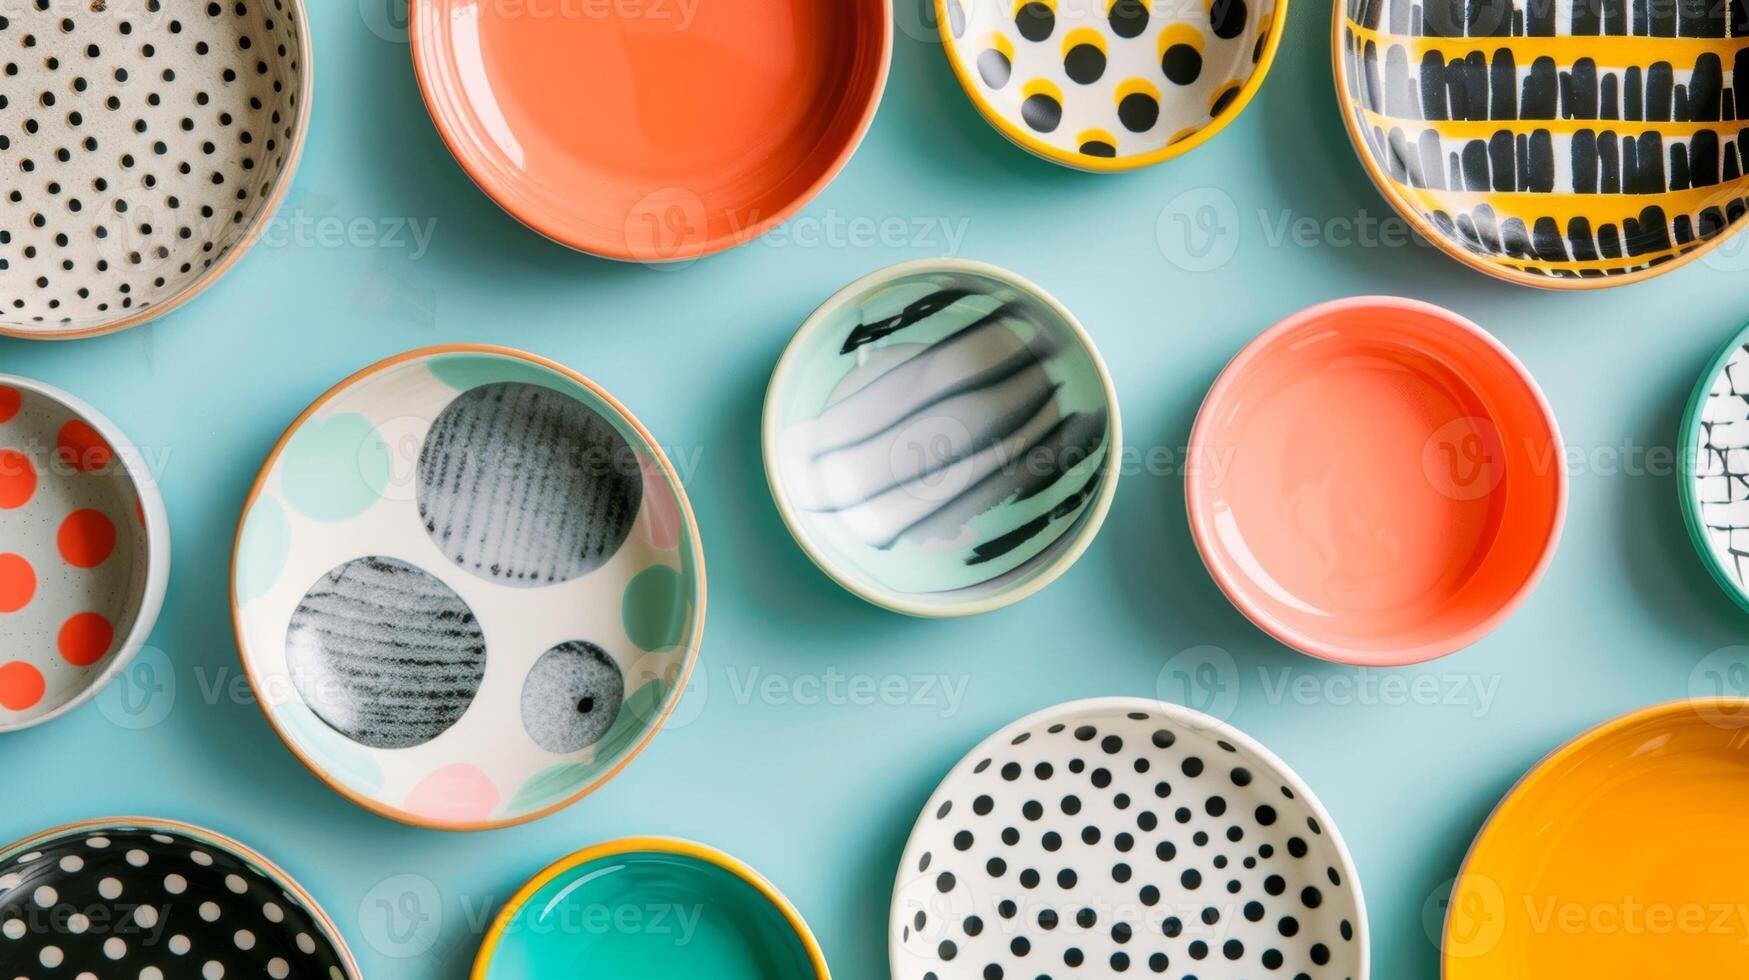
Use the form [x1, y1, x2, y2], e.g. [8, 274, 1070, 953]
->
[0, 376, 169, 731]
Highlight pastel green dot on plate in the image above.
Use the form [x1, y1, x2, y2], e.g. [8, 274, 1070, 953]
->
[277, 700, 386, 793]
[623, 565, 687, 651]
[428, 354, 572, 395]
[236, 496, 290, 603]
[280, 412, 390, 522]
[481, 850, 817, 980]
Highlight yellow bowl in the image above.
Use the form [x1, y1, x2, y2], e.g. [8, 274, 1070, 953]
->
[1445, 698, 1749, 975]
[1334, 0, 1749, 288]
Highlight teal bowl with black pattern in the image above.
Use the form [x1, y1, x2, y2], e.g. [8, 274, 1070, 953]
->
[763, 259, 1121, 617]
[231, 345, 705, 830]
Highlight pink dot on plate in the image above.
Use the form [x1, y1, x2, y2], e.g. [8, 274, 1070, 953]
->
[639, 454, 682, 551]
[404, 764, 499, 824]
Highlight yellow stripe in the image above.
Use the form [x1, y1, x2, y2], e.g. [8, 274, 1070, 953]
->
[1394, 183, 1745, 223]
[1344, 18, 1749, 67]
[1359, 106, 1749, 138]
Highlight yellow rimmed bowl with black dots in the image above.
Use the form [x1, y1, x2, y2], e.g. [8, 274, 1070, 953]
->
[938, 0, 1289, 171]
[0, 0, 312, 339]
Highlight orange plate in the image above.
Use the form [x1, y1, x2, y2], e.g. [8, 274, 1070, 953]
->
[411, 0, 890, 262]
[1446, 699, 1749, 977]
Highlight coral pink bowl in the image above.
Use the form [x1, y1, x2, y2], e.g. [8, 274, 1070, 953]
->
[1186, 297, 1565, 666]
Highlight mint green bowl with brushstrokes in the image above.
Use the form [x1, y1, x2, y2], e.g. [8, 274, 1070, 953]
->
[763, 259, 1121, 617]
[473, 838, 829, 980]
[231, 345, 705, 830]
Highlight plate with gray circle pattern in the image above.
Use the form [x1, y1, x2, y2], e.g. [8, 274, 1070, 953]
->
[891, 698, 1368, 980]
[232, 345, 705, 830]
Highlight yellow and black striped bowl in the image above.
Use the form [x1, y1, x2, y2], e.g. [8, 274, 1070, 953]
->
[1334, 0, 1749, 287]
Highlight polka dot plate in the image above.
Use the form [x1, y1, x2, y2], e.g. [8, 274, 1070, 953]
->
[938, 0, 1288, 170]
[891, 698, 1368, 979]
[0, 817, 358, 979]
[1335, 0, 1749, 287]
[0, 376, 170, 732]
[232, 345, 705, 830]
[764, 258, 1119, 617]
[0, 0, 311, 338]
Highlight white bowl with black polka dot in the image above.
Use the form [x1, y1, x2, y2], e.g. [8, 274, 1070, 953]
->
[0, 817, 358, 979]
[0, 0, 311, 339]
[891, 698, 1367, 980]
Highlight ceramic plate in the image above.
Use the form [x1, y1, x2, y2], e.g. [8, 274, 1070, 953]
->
[473, 838, 827, 979]
[1336, 0, 1749, 288]
[763, 258, 1120, 617]
[409, 0, 889, 262]
[939, 0, 1287, 170]
[0, 817, 357, 978]
[1680, 320, 1749, 612]
[891, 698, 1368, 980]
[1445, 699, 1749, 974]
[232, 345, 705, 830]
[0, 376, 169, 732]
[1186, 297, 1565, 665]
[0, 0, 311, 338]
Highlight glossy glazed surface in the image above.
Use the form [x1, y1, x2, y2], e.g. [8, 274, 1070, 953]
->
[0, 377, 167, 732]
[411, 0, 889, 261]
[1187, 298, 1564, 664]
[0, 0, 310, 338]
[891, 698, 1367, 980]
[1446, 700, 1749, 976]
[233, 346, 704, 829]
[1680, 320, 1749, 613]
[0, 818, 356, 979]
[765, 259, 1119, 617]
[477, 842, 823, 980]
[1336, 0, 1749, 287]
[941, 0, 1287, 170]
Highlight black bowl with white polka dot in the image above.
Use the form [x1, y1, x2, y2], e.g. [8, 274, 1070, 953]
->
[0, 819, 357, 979]
[0, 0, 310, 339]
[891, 698, 1368, 980]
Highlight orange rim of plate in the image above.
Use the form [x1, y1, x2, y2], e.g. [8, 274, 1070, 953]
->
[228, 344, 708, 832]
[1442, 698, 1749, 975]
[408, 0, 892, 261]
[469, 836, 830, 979]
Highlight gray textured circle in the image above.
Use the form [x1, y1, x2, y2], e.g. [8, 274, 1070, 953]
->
[417, 382, 643, 587]
[520, 641, 626, 754]
[285, 556, 486, 749]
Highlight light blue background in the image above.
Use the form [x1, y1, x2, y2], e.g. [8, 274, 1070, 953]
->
[4, 0, 1747, 977]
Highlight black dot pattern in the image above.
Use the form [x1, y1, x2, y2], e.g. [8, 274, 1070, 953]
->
[0, 823, 354, 978]
[944, 0, 1278, 164]
[0, 0, 307, 336]
[893, 704, 1362, 980]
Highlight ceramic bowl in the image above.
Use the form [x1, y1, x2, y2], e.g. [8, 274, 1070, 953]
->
[1680, 320, 1749, 613]
[1335, 0, 1749, 288]
[0, 0, 311, 338]
[0, 376, 169, 732]
[0, 816, 358, 978]
[1445, 699, 1749, 975]
[763, 258, 1120, 617]
[409, 0, 890, 262]
[1186, 297, 1564, 665]
[939, 0, 1288, 170]
[891, 697, 1368, 980]
[473, 838, 828, 979]
[231, 345, 705, 830]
